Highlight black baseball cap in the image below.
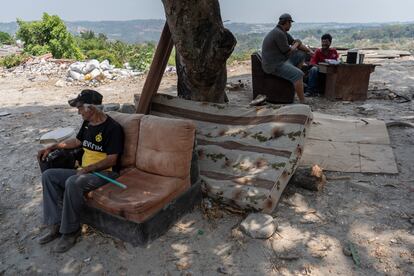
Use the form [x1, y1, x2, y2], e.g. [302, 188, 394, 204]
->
[279, 13, 294, 22]
[68, 89, 103, 107]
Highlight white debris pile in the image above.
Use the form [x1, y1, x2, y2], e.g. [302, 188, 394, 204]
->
[1, 53, 146, 85]
[5, 53, 69, 78]
[66, 59, 143, 84]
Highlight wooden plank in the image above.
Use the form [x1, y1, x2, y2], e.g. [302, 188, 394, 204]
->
[136, 23, 174, 114]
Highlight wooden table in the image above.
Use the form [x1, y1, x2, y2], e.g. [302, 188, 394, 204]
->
[318, 63, 376, 101]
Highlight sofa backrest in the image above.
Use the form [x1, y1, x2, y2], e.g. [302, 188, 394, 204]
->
[136, 115, 196, 179]
[107, 111, 144, 168]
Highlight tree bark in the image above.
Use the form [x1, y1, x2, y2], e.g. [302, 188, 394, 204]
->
[162, 0, 237, 103]
[289, 165, 327, 191]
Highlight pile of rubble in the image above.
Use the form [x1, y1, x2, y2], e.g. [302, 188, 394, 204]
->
[8, 54, 68, 77]
[1, 53, 148, 86]
[66, 59, 143, 84]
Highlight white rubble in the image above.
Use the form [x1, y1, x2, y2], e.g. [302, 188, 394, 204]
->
[66, 59, 143, 83]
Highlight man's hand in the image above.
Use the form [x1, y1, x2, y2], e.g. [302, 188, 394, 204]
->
[293, 39, 302, 45]
[37, 147, 53, 161]
[76, 167, 89, 175]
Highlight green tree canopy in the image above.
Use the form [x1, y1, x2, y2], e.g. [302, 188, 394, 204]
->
[0, 31, 13, 45]
[16, 13, 83, 59]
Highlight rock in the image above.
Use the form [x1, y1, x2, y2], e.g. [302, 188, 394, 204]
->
[103, 71, 113, 79]
[165, 66, 176, 73]
[54, 80, 66, 87]
[123, 62, 132, 70]
[84, 59, 100, 74]
[356, 104, 377, 115]
[103, 103, 120, 112]
[120, 103, 136, 114]
[69, 62, 85, 74]
[131, 71, 143, 77]
[119, 69, 131, 77]
[217, 266, 229, 274]
[89, 68, 102, 79]
[240, 213, 277, 239]
[68, 70, 83, 81]
[100, 60, 111, 71]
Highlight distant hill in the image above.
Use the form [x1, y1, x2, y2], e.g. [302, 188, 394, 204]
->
[1, 19, 411, 44]
[1, 19, 413, 53]
[0, 19, 166, 43]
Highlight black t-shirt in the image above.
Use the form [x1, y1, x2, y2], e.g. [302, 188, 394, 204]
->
[76, 116, 124, 173]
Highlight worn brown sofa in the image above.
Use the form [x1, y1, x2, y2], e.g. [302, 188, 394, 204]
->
[81, 113, 201, 246]
[251, 52, 295, 104]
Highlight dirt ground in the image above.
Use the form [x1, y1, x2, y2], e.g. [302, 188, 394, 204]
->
[0, 59, 413, 275]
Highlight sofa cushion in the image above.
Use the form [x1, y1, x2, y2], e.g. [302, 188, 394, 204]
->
[136, 115, 195, 178]
[107, 111, 144, 168]
[87, 168, 190, 222]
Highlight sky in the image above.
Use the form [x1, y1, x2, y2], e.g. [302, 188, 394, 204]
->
[1, 0, 414, 23]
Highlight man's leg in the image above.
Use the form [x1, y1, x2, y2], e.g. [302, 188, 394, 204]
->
[294, 77, 305, 104]
[306, 66, 319, 96]
[41, 168, 78, 225]
[54, 171, 118, 253]
[60, 171, 118, 234]
[289, 50, 307, 68]
[39, 168, 77, 244]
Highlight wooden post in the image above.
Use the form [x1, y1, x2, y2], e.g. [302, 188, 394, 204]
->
[136, 22, 174, 114]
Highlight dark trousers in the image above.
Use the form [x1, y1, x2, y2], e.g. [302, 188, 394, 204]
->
[307, 66, 326, 94]
[41, 168, 118, 234]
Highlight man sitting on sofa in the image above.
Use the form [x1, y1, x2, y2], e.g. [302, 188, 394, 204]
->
[37, 89, 124, 253]
[306, 33, 339, 96]
[261, 13, 314, 104]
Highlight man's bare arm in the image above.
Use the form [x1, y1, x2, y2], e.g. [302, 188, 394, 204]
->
[37, 138, 82, 161]
[77, 154, 118, 175]
[298, 42, 314, 55]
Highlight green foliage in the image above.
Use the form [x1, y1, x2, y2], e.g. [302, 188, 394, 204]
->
[86, 49, 122, 68]
[0, 54, 27, 68]
[128, 43, 155, 71]
[30, 44, 50, 56]
[16, 13, 83, 59]
[168, 47, 176, 66]
[0, 31, 13, 45]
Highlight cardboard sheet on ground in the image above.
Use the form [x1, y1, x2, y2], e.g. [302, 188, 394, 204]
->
[300, 112, 398, 174]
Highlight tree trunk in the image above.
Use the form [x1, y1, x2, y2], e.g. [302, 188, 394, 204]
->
[162, 0, 236, 103]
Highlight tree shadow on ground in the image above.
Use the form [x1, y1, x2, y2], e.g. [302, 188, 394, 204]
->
[1, 98, 413, 275]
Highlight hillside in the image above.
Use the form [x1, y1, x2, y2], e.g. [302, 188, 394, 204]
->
[1, 19, 413, 47]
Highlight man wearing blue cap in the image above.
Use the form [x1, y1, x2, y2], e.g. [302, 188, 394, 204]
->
[37, 89, 124, 253]
[261, 13, 313, 103]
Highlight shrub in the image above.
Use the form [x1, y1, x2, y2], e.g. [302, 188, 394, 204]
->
[128, 43, 155, 71]
[16, 13, 83, 59]
[0, 31, 13, 45]
[86, 49, 122, 68]
[0, 54, 27, 68]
